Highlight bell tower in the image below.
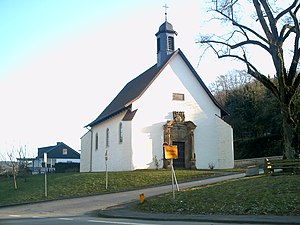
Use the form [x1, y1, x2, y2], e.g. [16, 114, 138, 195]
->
[155, 5, 177, 67]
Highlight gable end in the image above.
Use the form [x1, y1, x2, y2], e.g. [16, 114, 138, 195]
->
[86, 49, 228, 128]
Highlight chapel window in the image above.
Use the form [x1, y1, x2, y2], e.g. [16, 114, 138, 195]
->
[172, 93, 185, 101]
[106, 128, 109, 147]
[95, 133, 99, 150]
[119, 122, 123, 143]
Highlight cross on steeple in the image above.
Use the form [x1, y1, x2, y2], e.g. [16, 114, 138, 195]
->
[163, 4, 169, 21]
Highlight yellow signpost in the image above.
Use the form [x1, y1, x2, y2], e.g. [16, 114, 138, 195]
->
[164, 145, 178, 159]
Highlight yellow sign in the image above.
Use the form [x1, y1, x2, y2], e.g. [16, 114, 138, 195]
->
[164, 145, 178, 159]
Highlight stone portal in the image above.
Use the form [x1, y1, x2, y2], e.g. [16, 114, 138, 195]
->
[163, 111, 197, 169]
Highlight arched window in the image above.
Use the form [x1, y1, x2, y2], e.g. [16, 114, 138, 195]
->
[106, 128, 109, 147]
[95, 133, 99, 150]
[119, 122, 123, 143]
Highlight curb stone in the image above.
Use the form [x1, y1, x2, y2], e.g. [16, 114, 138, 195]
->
[98, 202, 300, 224]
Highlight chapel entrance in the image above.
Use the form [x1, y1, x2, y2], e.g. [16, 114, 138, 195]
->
[163, 111, 197, 169]
[172, 142, 185, 168]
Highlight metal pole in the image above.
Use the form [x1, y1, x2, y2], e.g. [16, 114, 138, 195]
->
[171, 159, 175, 199]
[172, 166, 179, 191]
[44, 153, 48, 197]
[105, 150, 108, 190]
[105, 160, 108, 190]
[45, 170, 47, 197]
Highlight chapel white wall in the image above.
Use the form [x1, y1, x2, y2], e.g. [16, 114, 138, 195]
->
[131, 54, 233, 170]
[80, 131, 92, 172]
[90, 112, 133, 172]
[215, 116, 234, 168]
[172, 55, 234, 169]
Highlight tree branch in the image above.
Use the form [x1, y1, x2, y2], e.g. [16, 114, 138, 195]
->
[232, 21, 269, 44]
[199, 38, 270, 54]
[293, 72, 300, 89]
[295, 2, 300, 14]
[275, 0, 299, 21]
[209, 50, 279, 98]
[253, 0, 273, 42]
[288, 8, 300, 86]
[259, 0, 278, 40]
[243, 54, 280, 99]
[215, 6, 270, 44]
[279, 24, 294, 42]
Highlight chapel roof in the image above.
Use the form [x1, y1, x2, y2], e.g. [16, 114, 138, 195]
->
[86, 49, 228, 128]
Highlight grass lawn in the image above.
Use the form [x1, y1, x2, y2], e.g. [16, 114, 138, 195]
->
[0, 169, 227, 206]
[136, 174, 300, 216]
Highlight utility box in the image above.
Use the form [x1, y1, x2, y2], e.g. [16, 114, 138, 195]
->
[246, 165, 259, 176]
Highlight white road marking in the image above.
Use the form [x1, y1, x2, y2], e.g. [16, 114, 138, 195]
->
[88, 219, 159, 225]
[9, 215, 21, 217]
[59, 217, 74, 221]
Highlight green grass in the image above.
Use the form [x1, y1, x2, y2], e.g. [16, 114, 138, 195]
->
[136, 174, 300, 216]
[0, 169, 224, 206]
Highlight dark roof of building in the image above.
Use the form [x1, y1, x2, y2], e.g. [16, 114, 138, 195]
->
[87, 49, 228, 127]
[37, 142, 80, 159]
[122, 109, 138, 121]
[156, 21, 177, 35]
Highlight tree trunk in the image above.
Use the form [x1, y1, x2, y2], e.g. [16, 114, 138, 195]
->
[12, 165, 18, 190]
[281, 101, 298, 159]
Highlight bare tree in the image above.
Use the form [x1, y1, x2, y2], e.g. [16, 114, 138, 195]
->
[209, 70, 253, 104]
[0, 146, 29, 190]
[199, 0, 300, 159]
[16, 146, 30, 182]
[6, 150, 19, 190]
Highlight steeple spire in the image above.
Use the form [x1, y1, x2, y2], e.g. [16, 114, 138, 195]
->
[155, 5, 177, 67]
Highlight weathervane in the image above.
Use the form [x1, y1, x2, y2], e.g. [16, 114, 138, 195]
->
[163, 4, 169, 21]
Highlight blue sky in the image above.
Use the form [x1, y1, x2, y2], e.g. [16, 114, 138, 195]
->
[0, 0, 240, 158]
[0, 0, 145, 79]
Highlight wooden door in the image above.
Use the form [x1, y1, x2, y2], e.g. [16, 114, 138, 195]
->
[172, 142, 185, 168]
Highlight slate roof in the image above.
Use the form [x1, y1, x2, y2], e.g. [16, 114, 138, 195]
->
[156, 21, 178, 35]
[37, 142, 80, 159]
[87, 49, 228, 127]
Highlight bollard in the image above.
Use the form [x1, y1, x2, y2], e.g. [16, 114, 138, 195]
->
[139, 193, 145, 204]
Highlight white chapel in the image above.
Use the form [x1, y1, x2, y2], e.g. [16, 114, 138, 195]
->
[80, 18, 234, 172]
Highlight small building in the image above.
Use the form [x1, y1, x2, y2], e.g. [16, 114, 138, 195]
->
[80, 18, 234, 172]
[26, 142, 80, 173]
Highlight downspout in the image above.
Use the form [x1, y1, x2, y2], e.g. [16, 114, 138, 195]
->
[85, 127, 93, 172]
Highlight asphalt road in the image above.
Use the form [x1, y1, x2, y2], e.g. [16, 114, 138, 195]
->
[0, 215, 266, 225]
[0, 216, 265, 225]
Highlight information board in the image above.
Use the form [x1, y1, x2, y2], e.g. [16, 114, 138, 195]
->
[164, 145, 178, 159]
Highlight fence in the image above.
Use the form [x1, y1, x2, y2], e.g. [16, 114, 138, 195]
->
[234, 156, 282, 168]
